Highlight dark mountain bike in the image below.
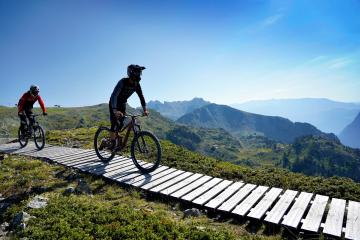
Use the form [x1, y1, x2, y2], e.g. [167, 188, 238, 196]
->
[18, 114, 46, 150]
[94, 114, 162, 173]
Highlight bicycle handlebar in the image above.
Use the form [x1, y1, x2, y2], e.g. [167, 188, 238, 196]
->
[124, 113, 145, 118]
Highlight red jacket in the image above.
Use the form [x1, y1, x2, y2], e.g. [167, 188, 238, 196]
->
[18, 91, 46, 113]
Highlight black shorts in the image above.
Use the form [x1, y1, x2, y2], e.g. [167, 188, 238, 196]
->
[109, 102, 126, 131]
[18, 109, 34, 126]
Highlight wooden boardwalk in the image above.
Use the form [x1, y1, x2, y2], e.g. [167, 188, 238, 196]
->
[1, 142, 359, 240]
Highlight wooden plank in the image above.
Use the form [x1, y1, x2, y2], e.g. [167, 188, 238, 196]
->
[61, 156, 99, 168]
[102, 160, 150, 179]
[205, 182, 244, 209]
[170, 175, 212, 198]
[6, 143, 37, 152]
[103, 164, 139, 179]
[193, 180, 233, 205]
[16, 148, 53, 157]
[282, 192, 313, 228]
[35, 150, 85, 160]
[15, 144, 52, 153]
[41, 148, 85, 158]
[14, 145, 46, 154]
[51, 150, 94, 162]
[0, 143, 19, 152]
[54, 149, 94, 159]
[232, 186, 269, 216]
[160, 173, 203, 196]
[150, 172, 194, 193]
[264, 190, 298, 224]
[25, 146, 62, 157]
[28, 146, 77, 157]
[15, 148, 34, 154]
[247, 187, 282, 219]
[81, 156, 130, 170]
[89, 163, 134, 176]
[54, 152, 97, 164]
[301, 194, 329, 232]
[51, 148, 92, 157]
[345, 201, 360, 240]
[182, 178, 223, 202]
[80, 156, 129, 168]
[218, 184, 257, 212]
[85, 157, 133, 174]
[52, 155, 96, 165]
[129, 168, 178, 187]
[82, 158, 133, 176]
[114, 166, 169, 183]
[32, 149, 73, 158]
[72, 160, 106, 170]
[323, 198, 346, 237]
[141, 170, 185, 190]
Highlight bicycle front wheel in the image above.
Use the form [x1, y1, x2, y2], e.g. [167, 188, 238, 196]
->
[18, 127, 28, 148]
[131, 130, 161, 173]
[94, 126, 116, 162]
[34, 125, 45, 150]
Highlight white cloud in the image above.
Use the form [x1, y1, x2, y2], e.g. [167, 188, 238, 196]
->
[261, 14, 284, 27]
[328, 57, 352, 69]
[308, 55, 328, 63]
[304, 55, 352, 69]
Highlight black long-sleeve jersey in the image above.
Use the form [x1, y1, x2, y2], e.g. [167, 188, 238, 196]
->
[109, 78, 146, 111]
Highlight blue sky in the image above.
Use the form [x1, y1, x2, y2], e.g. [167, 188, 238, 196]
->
[0, 0, 359, 107]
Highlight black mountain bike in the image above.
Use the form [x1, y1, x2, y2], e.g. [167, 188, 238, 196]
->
[18, 114, 46, 150]
[94, 114, 162, 173]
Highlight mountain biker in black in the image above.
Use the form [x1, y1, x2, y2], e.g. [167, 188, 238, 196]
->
[108, 64, 149, 149]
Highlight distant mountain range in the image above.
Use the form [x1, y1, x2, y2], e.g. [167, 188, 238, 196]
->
[340, 112, 360, 149]
[231, 98, 360, 134]
[177, 103, 337, 144]
[147, 98, 210, 120]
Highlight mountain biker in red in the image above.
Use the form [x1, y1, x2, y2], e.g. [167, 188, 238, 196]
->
[18, 85, 47, 134]
[108, 64, 149, 149]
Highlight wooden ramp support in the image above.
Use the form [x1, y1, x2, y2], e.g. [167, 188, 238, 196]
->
[1, 142, 360, 240]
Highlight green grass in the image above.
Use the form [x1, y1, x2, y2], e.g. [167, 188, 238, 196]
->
[0, 156, 65, 199]
[0, 155, 281, 240]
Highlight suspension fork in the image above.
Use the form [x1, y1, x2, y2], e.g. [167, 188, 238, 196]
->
[133, 120, 147, 153]
[122, 123, 132, 149]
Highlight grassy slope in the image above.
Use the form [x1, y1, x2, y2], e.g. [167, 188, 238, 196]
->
[0, 155, 280, 239]
[0, 105, 242, 163]
[286, 135, 360, 181]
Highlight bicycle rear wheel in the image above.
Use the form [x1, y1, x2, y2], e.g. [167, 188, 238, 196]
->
[18, 127, 28, 148]
[94, 126, 116, 162]
[34, 125, 45, 150]
[131, 130, 161, 173]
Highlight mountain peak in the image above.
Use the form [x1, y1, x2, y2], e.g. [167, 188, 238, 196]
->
[147, 98, 211, 120]
[177, 103, 334, 144]
[231, 98, 360, 134]
[340, 111, 360, 148]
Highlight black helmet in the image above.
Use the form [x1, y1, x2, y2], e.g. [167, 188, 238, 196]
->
[30, 85, 40, 96]
[127, 64, 146, 80]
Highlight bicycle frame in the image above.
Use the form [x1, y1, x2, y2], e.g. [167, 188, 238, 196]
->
[116, 116, 142, 149]
[23, 114, 41, 133]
